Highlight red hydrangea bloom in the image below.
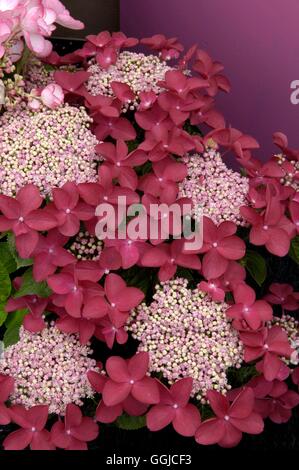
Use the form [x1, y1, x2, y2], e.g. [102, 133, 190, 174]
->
[111, 32, 139, 49]
[97, 140, 147, 190]
[88, 371, 147, 424]
[102, 352, 160, 407]
[95, 246, 122, 276]
[141, 34, 184, 60]
[146, 378, 201, 437]
[246, 376, 299, 424]
[104, 238, 146, 270]
[111, 81, 135, 104]
[199, 218, 246, 280]
[158, 90, 206, 127]
[273, 131, 299, 160]
[141, 240, 201, 282]
[140, 125, 195, 162]
[3, 405, 54, 450]
[94, 114, 136, 141]
[103, 273, 144, 328]
[195, 388, 264, 447]
[83, 91, 120, 118]
[45, 50, 84, 66]
[55, 291, 109, 344]
[197, 280, 225, 302]
[178, 44, 198, 70]
[49, 182, 94, 237]
[240, 326, 293, 381]
[95, 395, 147, 424]
[264, 283, 299, 311]
[240, 200, 294, 257]
[220, 261, 246, 291]
[138, 91, 157, 111]
[190, 96, 226, 129]
[78, 165, 139, 208]
[47, 264, 105, 318]
[227, 283, 273, 330]
[139, 157, 187, 204]
[95, 317, 128, 349]
[0, 375, 14, 425]
[51, 404, 99, 450]
[158, 70, 208, 99]
[207, 127, 259, 159]
[83, 31, 138, 68]
[0, 185, 57, 258]
[193, 49, 231, 96]
[53, 70, 90, 97]
[135, 102, 170, 132]
[6, 280, 48, 333]
[31, 230, 75, 282]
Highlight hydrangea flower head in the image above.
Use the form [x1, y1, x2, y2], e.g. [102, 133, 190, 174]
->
[128, 278, 243, 402]
[0, 325, 98, 414]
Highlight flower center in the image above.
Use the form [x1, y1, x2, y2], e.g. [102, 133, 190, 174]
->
[18, 216, 24, 223]
[65, 208, 71, 214]
[224, 415, 230, 421]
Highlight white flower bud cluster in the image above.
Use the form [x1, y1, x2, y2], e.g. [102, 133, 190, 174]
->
[87, 51, 172, 111]
[0, 325, 98, 415]
[0, 104, 99, 197]
[179, 149, 249, 226]
[128, 278, 243, 402]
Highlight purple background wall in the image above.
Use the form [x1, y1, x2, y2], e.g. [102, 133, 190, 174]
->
[121, 0, 299, 160]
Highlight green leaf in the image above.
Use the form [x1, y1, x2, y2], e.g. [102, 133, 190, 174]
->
[7, 233, 33, 269]
[5, 308, 27, 329]
[0, 304, 7, 327]
[0, 261, 11, 303]
[116, 414, 146, 430]
[14, 269, 51, 298]
[242, 250, 267, 286]
[3, 309, 27, 347]
[3, 325, 21, 347]
[183, 120, 203, 137]
[0, 242, 17, 273]
[289, 236, 299, 265]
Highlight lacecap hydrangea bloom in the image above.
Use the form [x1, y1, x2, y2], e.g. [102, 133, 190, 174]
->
[0, 104, 99, 196]
[128, 278, 243, 402]
[0, 325, 98, 415]
[179, 149, 249, 225]
[87, 51, 172, 111]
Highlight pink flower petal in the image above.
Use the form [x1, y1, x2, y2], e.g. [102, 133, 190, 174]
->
[146, 405, 175, 431]
[172, 404, 201, 437]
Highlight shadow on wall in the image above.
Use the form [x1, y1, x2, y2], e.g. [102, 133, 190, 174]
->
[55, 0, 120, 38]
